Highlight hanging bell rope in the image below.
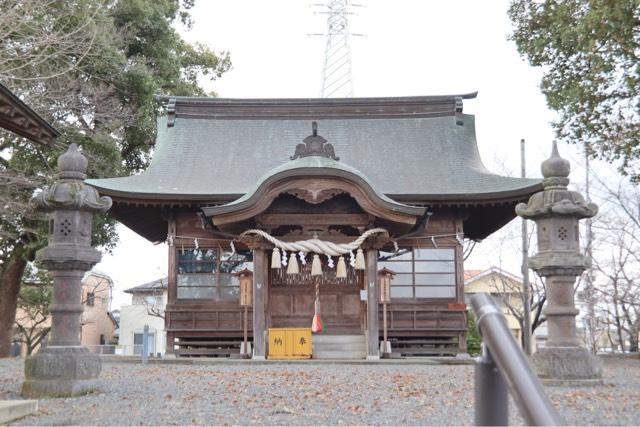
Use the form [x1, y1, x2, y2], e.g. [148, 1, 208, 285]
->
[240, 227, 390, 257]
[311, 278, 324, 333]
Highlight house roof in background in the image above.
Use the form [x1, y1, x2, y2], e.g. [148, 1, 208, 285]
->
[464, 270, 484, 281]
[464, 267, 523, 286]
[124, 277, 168, 294]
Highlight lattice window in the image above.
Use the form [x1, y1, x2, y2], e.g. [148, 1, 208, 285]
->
[176, 248, 252, 300]
[378, 248, 456, 299]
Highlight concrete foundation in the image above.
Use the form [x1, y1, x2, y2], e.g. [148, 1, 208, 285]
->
[532, 346, 602, 386]
[22, 347, 101, 398]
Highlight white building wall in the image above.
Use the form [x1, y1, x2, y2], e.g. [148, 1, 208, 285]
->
[119, 304, 166, 356]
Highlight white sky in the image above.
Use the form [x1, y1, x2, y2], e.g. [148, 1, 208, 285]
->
[96, 0, 606, 310]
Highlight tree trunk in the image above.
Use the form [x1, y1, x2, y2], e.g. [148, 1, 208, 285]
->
[0, 243, 31, 357]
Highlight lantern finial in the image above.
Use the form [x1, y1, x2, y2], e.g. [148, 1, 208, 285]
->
[541, 141, 570, 189]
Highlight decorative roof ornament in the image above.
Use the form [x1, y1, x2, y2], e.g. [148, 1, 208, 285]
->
[290, 121, 340, 161]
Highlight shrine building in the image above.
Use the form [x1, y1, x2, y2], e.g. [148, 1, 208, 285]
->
[87, 94, 541, 359]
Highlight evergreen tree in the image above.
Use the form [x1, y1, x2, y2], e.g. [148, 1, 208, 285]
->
[509, 0, 640, 180]
[466, 311, 482, 356]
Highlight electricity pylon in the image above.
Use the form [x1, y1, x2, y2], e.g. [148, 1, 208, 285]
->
[313, 0, 363, 98]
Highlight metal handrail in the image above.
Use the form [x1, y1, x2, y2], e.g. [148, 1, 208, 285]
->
[470, 293, 562, 426]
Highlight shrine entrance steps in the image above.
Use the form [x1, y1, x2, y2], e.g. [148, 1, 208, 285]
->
[313, 334, 366, 359]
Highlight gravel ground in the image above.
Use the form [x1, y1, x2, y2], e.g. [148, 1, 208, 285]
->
[1, 356, 639, 426]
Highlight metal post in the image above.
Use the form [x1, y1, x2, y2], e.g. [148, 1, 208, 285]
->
[142, 325, 149, 364]
[521, 138, 532, 355]
[471, 293, 562, 425]
[475, 344, 508, 426]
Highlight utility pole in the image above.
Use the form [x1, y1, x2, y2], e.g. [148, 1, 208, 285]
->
[584, 145, 597, 353]
[521, 138, 532, 355]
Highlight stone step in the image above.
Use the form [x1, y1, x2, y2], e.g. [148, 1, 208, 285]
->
[314, 342, 366, 351]
[312, 335, 366, 344]
[313, 350, 367, 359]
[313, 334, 367, 359]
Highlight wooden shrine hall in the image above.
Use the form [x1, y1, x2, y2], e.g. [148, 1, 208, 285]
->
[87, 94, 542, 359]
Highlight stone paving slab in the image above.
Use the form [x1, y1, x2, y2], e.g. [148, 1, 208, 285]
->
[98, 355, 474, 366]
[0, 400, 38, 425]
[0, 355, 638, 426]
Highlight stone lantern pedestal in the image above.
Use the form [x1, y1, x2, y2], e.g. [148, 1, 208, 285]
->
[516, 142, 601, 385]
[22, 144, 112, 398]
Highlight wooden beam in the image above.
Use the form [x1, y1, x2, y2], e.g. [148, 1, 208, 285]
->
[257, 213, 372, 227]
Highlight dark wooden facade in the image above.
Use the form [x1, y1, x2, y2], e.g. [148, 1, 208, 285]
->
[87, 94, 542, 358]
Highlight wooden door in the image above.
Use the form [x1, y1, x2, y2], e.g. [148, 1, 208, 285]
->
[268, 266, 363, 334]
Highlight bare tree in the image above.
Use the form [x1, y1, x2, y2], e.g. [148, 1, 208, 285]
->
[589, 176, 640, 353]
[471, 214, 548, 349]
[13, 281, 52, 356]
[138, 288, 166, 320]
[484, 269, 547, 348]
[130, 278, 167, 320]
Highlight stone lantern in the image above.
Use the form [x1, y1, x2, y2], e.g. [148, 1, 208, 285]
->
[22, 144, 112, 398]
[516, 142, 601, 385]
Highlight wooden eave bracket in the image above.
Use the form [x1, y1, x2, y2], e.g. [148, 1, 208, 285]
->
[0, 85, 59, 145]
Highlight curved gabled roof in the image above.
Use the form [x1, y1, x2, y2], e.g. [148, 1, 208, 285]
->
[204, 155, 425, 217]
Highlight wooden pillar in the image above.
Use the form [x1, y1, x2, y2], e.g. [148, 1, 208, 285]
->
[365, 249, 379, 359]
[165, 216, 177, 355]
[252, 248, 268, 359]
[455, 218, 467, 353]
